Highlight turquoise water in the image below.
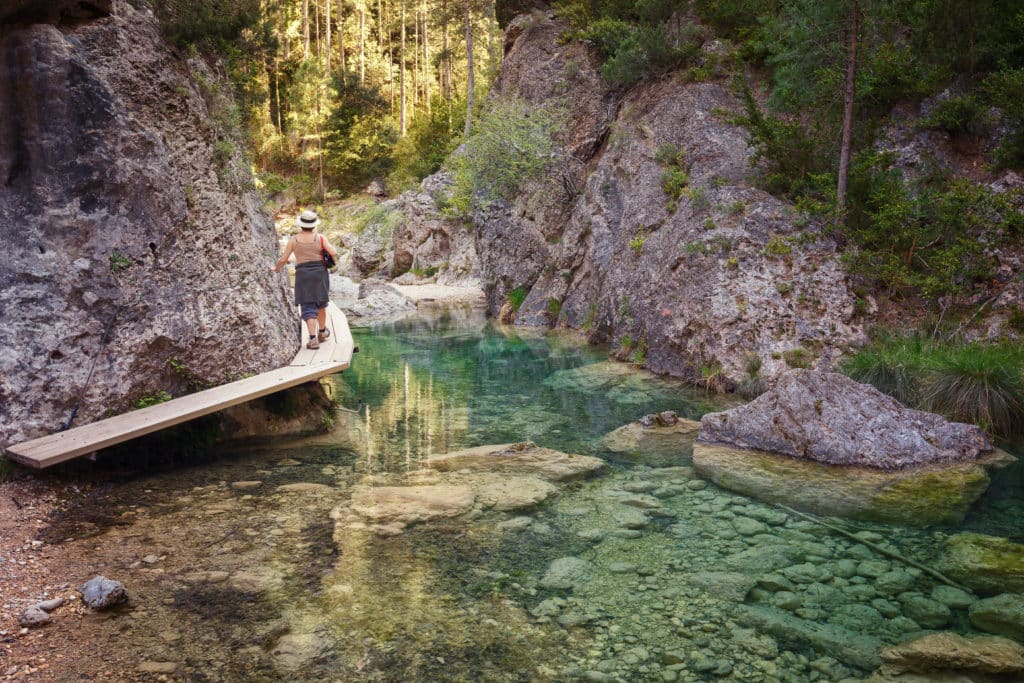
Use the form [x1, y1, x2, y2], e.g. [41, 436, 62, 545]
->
[35, 309, 1024, 681]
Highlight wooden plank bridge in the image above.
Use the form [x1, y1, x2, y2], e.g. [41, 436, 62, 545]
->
[5, 302, 354, 469]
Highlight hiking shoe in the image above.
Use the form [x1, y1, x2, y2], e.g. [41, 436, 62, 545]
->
[306, 338, 320, 349]
[318, 328, 331, 342]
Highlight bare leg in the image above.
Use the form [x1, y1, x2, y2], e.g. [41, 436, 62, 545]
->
[305, 318, 318, 335]
[317, 307, 327, 332]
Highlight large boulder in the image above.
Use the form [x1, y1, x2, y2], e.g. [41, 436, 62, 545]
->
[692, 443, 996, 526]
[692, 371, 1012, 525]
[939, 533, 1024, 596]
[698, 370, 993, 469]
[0, 1, 295, 447]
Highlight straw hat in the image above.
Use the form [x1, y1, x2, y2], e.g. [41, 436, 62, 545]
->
[297, 210, 320, 229]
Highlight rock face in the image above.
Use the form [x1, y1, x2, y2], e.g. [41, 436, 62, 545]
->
[939, 533, 1024, 596]
[698, 370, 993, 469]
[389, 173, 479, 285]
[0, 0, 295, 447]
[457, 12, 862, 384]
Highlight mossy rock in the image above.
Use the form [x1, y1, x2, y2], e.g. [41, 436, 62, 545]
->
[692, 443, 992, 527]
[940, 533, 1024, 596]
[599, 418, 702, 467]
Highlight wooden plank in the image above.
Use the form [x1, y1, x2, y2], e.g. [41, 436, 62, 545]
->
[5, 302, 355, 470]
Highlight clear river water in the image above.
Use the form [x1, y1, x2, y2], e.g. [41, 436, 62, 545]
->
[42, 308, 1024, 682]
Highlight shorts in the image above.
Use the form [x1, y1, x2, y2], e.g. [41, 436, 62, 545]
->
[300, 301, 328, 320]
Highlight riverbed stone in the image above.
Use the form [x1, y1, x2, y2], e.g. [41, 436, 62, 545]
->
[732, 516, 768, 536]
[80, 576, 128, 610]
[18, 606, 50, 627]
[875, 570, 917, 596]
[930, 585, 975, 610]
[692, 443, 993, 526]
[424, 442, 606, 481]
[681, 571, 757, 602]
[272, 632, 329, 671]
[349, 484, 475, 527]
[736, 605, 883, 670]
[612, 506, 650, 529]
[879, 632, 1024, 674]
[599, 416, 702, 467]
[470, 476, 558, 511]
[782, 563, 832, 585]
[698, 370, 993, 469]
[900, 595, 951, 629]
[540, 557, 593, 591]
[969, 593, 1024, 641]
[938, 532, 1024, 595]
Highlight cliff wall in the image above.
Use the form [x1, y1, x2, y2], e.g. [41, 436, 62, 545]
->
[0, 0, 296, 446]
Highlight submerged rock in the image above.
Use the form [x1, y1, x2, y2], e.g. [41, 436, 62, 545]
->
[939, 533, 1024, 596]
[349, 485, 475, 528]
[424, 442, 606, 481]
[692, 443, 994, 526]
[737, 604, 882, 670]
[599, 414, 702, 467]
[698, 370, 993, 469]
[539, 557, 593, 591]
[969, 594, 1024, 641]
[80, 576, 128, 610]
[878, 632, 1024, 675]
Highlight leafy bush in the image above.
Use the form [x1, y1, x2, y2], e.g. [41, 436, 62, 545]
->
[390, 97, 467, 190]
[555, 0, 699, 86]
[984, 67, 1024, 168]
[351, 204, 405, 236]
[447, 97, 563, 216]
[152, 0, 262, 47]
[323, 77, 398, 195]
[508, 287, 529, 311]
[843, 152, 1024, 299]
[918, 94, 991, 135]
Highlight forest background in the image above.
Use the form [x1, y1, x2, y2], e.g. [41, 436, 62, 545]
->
[145, 0, 1024, 436]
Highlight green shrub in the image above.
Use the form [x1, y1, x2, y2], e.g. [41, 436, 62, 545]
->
[842, 337, 925, 406]
[447, 97, 563, 216]
[629, 234, 646, 255]
[775, 281, 793, 295]
[153, 0, 261, 47]
[985, 68, 1024, 168]
[783, 347, 811, 368]
[924, 344, 1024, 436]
[918, 95, 991, 135]
[351, 204, 406, 236]
[508, 286, 528, 311]
[764, 235, 792, 257]
[547, 297, 563, 317]
[631, 338, 647, 365]
[135, 391, 173, 409]
[109, 252, 132, 273]
[700, 361, 728, 393]
[1008, 308, 1024, 333]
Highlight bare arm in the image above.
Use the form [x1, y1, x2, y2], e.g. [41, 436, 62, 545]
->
[271, 238, 295, 272]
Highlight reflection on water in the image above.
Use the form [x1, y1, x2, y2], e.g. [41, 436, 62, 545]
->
[36, 308, 1024, 682]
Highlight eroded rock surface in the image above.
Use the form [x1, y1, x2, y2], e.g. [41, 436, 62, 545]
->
[424, 442, 606, 481]
[456, 12, 862, 384]
[0, 0, 295, 446]
[878, 632, 1024, 675]
[698, 370, 994, 469]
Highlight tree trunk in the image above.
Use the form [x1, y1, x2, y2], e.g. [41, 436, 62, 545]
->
[400, 0, 407, 136]
[337, 0, 346, 79]
[442, 0, 451, 104]
[303, 0, 310, 59]
[413, 3, 419, 110]
[423, 1, 430, 115]
[359, 5, 366, 85]
[325, 0, 332, 72]
[464, 0, 474, 137]
[387, 0, 395, 112]
[836, 0, 858, 215]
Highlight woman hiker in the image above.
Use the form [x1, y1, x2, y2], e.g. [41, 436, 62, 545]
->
[271, 209, 339, 349]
